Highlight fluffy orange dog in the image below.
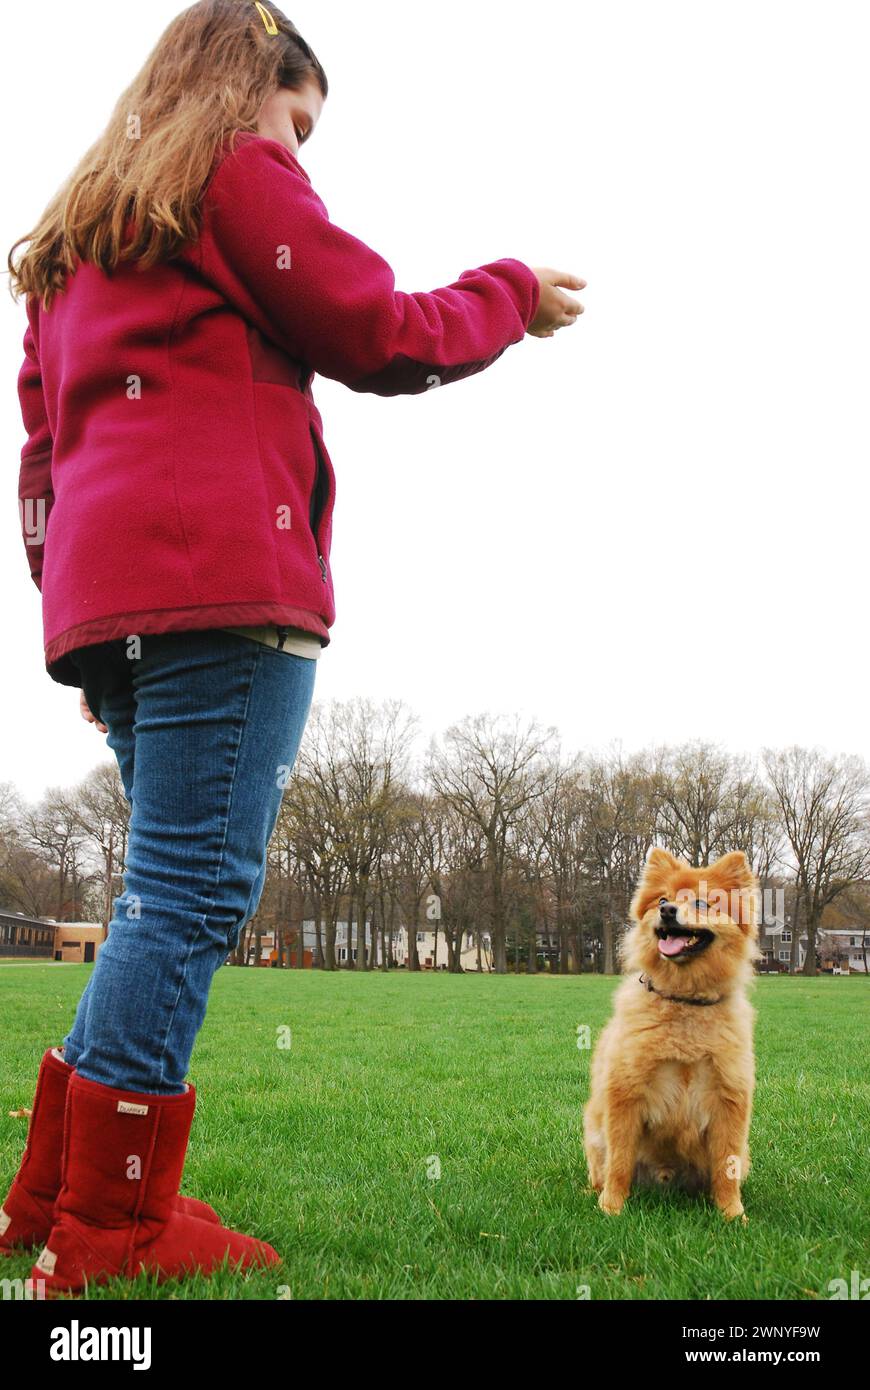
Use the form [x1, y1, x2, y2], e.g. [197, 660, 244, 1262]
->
[583, 847, 760, 1222]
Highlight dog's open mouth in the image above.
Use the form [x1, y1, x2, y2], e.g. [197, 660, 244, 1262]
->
[655, 926, 715, 961]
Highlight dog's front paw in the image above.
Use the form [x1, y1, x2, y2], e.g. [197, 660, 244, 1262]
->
[718, 1198, 746, 1223]
[598, 1188, 625, 1215]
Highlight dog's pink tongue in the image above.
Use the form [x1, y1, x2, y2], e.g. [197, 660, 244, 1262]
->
[658, 935, 686, 957]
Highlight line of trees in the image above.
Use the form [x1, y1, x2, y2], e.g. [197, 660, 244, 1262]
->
[3, 702, 870, 976]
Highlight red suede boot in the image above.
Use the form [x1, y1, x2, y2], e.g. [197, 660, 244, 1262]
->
[29, 1070, 280, 1294]
[0, 1048, 219, 1255]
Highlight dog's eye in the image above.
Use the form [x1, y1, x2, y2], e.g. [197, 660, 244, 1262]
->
[659, 896, 668, 905]
[695, 899, 708, 911]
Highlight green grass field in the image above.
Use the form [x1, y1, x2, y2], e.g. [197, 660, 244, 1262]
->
[1, 967, 867, 1300]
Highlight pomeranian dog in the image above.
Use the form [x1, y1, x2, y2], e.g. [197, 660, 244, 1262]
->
[583, 847, 760, 1222]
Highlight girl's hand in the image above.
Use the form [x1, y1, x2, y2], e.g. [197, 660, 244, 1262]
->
[79, 689, 108, 734]
[527, 268, 586, 338]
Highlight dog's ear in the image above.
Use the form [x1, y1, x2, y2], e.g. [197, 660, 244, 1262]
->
[710, 850, 754, 887]
[709, 851, 760, 935]
[630, 846, 681, 922]
[645, 846, 681, 872]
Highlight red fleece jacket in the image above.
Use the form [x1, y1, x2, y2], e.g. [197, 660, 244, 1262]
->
[16, 132, 541, 686]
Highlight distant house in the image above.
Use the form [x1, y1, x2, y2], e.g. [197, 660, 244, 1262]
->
[758, 917, 796, 972]
[758, 916, 868, 973]
[244, 924, 315, 968]
[321, 923, 492, 971]
[236, 922, 336, 968]
[515, 930, 598, 972]
[392, 926, 492, 971]
[0, 911, 55, 959]
[233, 920, 492, 970]
[0, 910, 105, 963]
[51, 924, 105, 964]
[813, 928, 868, 974]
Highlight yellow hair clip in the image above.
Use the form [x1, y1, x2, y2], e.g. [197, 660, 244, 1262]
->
[253, 2, 278, 35]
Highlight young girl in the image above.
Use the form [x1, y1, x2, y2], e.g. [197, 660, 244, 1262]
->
[4, 0, 583, 1295]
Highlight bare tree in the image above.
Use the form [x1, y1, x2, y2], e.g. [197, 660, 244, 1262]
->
[763, 747, 870, 975]
[75, 761, 130, 931]
[282, 719, 349, 970]
[427, 715, 557, 974]
[581, 749, 654, 974]
[651, 741, 773, 866]
[23, 790, 94, 921]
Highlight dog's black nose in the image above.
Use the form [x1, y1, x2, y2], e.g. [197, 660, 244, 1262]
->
[660, 902, 678, 923]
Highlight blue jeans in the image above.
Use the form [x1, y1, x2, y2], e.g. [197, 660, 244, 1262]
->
[62, 630, 317, 1095]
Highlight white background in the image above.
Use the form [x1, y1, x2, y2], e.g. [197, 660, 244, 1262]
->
[2, 0, 868, 801]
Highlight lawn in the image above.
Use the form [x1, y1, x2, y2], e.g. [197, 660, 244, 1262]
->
[1, 967, 867, 1300]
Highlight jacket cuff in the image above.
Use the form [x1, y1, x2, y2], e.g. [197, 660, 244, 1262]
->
[482, 258, 541, 331]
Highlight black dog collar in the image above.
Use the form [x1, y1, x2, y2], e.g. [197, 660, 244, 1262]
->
[638, 973, 726, 1007]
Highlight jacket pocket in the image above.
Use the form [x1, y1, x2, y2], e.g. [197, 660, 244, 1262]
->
[308, 424, 330, 584]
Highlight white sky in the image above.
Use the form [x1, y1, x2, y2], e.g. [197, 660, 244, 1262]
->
[2, 0, 869, 803]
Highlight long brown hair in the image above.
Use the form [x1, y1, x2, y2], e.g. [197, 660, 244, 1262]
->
[7, 1, 327, 311]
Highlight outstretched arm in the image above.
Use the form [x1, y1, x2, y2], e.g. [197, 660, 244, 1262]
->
[197, 135, 543, 396]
